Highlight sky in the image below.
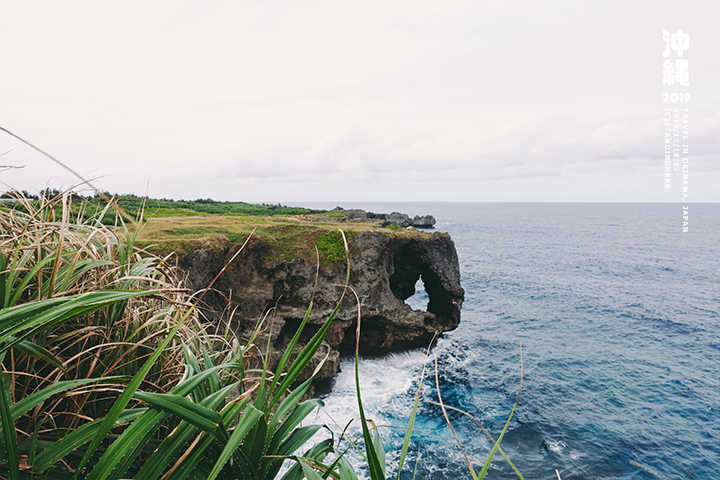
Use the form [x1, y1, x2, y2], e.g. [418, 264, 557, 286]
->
[1, 0, 719, 203]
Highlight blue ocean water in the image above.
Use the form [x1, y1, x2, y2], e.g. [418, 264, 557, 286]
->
[302, 202, 719, 480]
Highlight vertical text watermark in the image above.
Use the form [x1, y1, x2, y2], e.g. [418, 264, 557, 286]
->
[662, 29, 690, 232]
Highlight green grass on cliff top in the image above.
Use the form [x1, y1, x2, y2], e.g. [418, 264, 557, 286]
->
[134, 206, 432, 263]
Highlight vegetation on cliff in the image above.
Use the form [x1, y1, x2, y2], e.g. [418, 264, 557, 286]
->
[130, 202, 431, 265]
[1, 189, 311, 221]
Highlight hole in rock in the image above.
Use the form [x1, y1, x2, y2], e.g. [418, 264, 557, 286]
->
[405, 277, 429, 311]
[389, 242, 455, 321]
[389, 244, 433, 312]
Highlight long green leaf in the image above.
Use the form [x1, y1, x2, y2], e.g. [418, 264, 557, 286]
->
[477, 348, 524, 480]
[355, 350, 385, 480]
[183, 344, 208, 403]
[267, 380, 314, 451]
[133, 384, 239, 480]
[270, 231, 350, 409]
[0, 290, 162, 354]
[7, 251, 57, 307]
[88, 408, 169, 480]
[81, 361, 244, 480]
[172, 362, 244, 398]
[160, 397, 252, 480]
[477, 389, 521, 479]
[299, 457, 325, 480]
[206, 404, 264, 480]
[0, 297, 69, 331]
[275, 438, 335, 480]
[33, 409, 147, 472]
[277, 424, 322, 457]
[266, 302, 313, 403]
[200, 342, 221, 395]
[274, 398, 322, 446]
[9, 337, 65, 372]
[241, 414, 267, 477]
[11, 377, 126, 422]
[337, 455, 359, 480]
[396, 346, 432, 480]
[269, 306, 340, 410]
[372, 421, 386, 478]
[0, 372, 19, 480]
[133, 392, 225, 440]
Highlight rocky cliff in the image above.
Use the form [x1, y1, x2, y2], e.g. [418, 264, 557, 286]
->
[177, 228, 464, 391]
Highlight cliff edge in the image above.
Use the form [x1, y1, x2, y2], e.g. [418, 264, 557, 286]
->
[157, 218, 464, 391]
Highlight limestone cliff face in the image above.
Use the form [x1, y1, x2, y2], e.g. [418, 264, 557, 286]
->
[177, 230, 464, 389]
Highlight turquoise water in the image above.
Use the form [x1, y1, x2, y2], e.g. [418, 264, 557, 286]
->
[304, 202, 719, 480]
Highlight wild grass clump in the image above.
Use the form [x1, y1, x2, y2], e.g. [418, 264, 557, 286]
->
[0, 191, 351, 479]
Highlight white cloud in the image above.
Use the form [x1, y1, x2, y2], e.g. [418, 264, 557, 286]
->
[1, 0, 718, 202]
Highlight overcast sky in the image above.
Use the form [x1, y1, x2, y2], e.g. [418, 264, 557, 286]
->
[1, 1, 718, 203]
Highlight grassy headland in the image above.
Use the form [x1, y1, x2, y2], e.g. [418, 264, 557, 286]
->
[136, 211, 430, 261]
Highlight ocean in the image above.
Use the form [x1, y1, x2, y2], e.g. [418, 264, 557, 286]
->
[298, 202, 719, 480]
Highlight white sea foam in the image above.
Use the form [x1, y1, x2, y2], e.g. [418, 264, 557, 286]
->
[321, 350, 429, 429]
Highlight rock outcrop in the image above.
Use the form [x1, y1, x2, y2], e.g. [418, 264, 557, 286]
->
[333, 208, 436, 229]
[177, 229, 464, 392]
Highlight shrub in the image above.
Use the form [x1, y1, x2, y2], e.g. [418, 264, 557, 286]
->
[316, 231, 347, 262]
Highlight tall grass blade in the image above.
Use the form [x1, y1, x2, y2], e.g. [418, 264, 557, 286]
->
[268, 391, 317, 451]
[32, 409, 148, 472]
[477, 346, 523, 480]
[132, 391, 225, 440]
[269, 229, 349, 410]
[434, 355, 477, 480]
[158, 396, 253, 480]
[10, 337, 65, 372]
[427, 401, 526, 480]
[82, 362, 245, 480]
[279, 438, 336, 480]
[266, 303, 313, 405]
[298, 458, 325, 480]
[353, 302, 385, 480]
[206, 404, 264, 480]
[0, 371, 20, 480]
[133, 384, 238, 480]
[277, 424, 323, 457]
[10, 377, 126, 421]
[0, 290, 163, 354]
[476, 398, 519, 479]
[396, 339, 434, 480]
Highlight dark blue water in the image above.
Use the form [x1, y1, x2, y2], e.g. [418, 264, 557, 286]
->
[303, 202, 719, 480]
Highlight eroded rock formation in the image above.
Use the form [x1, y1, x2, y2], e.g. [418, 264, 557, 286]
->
[177, 230, 464, 392]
